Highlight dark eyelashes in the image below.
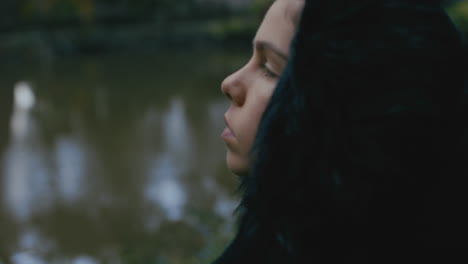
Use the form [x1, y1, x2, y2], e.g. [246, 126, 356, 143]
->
[260, 63, 278, 79]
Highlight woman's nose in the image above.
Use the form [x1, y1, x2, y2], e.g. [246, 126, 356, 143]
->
[221, 68, 247, 106]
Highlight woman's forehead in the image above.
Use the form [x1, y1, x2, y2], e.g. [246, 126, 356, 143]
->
[283, 0, 305, 27]
[254, 0, 304, 48]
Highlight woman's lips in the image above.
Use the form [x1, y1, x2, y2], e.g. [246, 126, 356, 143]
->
[222, 115, 235, 140]
[221, 127, 235, 140]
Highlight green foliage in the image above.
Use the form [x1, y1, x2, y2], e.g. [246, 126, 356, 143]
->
[251, 0, 273, 17]
[11, 0, 247, 25]
[446, 0, 468, 34]
[52, 0, 78, 19]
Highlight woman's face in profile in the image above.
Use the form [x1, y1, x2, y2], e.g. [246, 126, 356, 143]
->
[221, 0, 303, 176]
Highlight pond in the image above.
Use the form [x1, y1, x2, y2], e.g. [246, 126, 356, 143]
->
[0, 49, 249, 264]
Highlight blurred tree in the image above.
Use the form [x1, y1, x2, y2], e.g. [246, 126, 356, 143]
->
[1, 0, 465, 29]
[0, 0, 19, 29]
[0, 87, 12, 150]
[2, 0, 465, 56]
[446, 0, 468, 35]
[9, 0, 263, 25]
[18, 0, 95, 25]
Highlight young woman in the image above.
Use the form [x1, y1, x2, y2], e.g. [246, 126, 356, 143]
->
[220, 0, 305, 177]
[217, 0, 467, 262]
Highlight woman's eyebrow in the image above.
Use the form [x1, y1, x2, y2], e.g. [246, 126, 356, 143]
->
[254, 40, 288, 61]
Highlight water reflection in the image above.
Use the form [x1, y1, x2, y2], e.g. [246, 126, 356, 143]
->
[11, 252, 101, 264]
[0, 50, 247, 263]
[2, 143, 52, 222]
[3, 81, 52, 222]
[163, 97, 193, 165]
[11, 82, 36, 140]
[12, 252, 46, 264]
[146, 153, 188, 222]
[54, 136, 87, 204]
[144, 97, 192, 222]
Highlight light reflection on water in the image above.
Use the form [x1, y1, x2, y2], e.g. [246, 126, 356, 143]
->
[0, 50, 247, 263]
[3, 81, 51, 223]
[54, 136, 87, 204]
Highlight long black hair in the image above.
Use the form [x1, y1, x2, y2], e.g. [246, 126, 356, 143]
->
[214, 0, 467, 263]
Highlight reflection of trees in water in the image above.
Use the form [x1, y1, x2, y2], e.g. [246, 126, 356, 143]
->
[0, 50, 244, 262]
[0, 79, 15, 264]
[0, 87, 13, 150]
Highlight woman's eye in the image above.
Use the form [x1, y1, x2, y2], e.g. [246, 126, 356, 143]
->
[260, 64, 278, 79]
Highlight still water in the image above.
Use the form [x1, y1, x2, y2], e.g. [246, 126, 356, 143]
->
[0, 49, 248, 264]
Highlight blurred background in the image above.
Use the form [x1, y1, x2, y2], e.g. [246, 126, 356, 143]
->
[0, 0, 467, 263]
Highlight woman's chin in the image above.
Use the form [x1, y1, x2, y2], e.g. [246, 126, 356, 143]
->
[226, 153, 249, 177]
